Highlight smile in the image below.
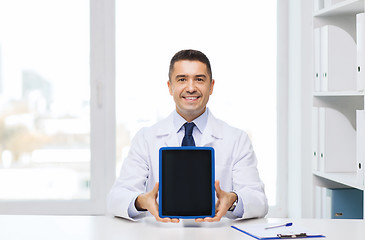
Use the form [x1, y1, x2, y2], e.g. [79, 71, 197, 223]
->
[183, 96, 200, 100]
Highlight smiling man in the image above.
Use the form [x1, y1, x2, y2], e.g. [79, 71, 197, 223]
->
[107, 50, 268, 223]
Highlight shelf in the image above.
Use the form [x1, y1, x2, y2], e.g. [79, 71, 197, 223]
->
[313, 170, 364, 190]
[313, 91, 364, 96]
[313, 93, 364, 129]
[314, 0, 364, 17]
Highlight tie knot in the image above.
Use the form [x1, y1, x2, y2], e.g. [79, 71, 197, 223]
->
[184, 122, 195, 136]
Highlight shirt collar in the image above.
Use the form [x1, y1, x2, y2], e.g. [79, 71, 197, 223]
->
[173, 108, 209, 134]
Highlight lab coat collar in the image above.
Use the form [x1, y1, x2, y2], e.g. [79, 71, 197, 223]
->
[155, 108, 223, 147]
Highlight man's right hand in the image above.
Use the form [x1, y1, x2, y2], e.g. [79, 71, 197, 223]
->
[135, 182, 179, 223]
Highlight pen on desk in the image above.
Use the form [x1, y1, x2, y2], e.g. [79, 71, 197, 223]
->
[264, 222, 293, 230]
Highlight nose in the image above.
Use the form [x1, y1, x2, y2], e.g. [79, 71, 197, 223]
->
[186, 79, 196, 93]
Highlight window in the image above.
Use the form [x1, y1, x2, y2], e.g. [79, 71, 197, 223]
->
[116, 0, 280, 214]
[0, 0, 281, 215]
[0, 0, 114, 214]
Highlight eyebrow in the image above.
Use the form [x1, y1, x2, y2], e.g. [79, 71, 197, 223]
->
[175, 74, 207, 79]
[195, 74, 207, 78]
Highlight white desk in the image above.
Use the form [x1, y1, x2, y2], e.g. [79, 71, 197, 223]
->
[0, 215, 364, 240]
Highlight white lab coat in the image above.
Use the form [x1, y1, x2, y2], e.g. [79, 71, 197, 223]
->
[107, 110, 268, 220]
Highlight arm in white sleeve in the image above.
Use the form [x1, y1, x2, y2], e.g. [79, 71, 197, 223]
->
[107, 128, 150, 220]
[231, 131, 268, 219]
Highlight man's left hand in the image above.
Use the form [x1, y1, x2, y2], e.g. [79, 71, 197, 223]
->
[195, 180, 237, 223]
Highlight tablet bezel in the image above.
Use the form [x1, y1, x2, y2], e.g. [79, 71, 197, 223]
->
[158, 146, 215, 219]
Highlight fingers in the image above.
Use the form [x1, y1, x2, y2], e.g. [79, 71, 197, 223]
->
[154, 217, 179, 223]
[150, 184, 179, 223]
[171, 218, 180, 223]
[196, 181, 230, 223]
[150, 207, 179, 223]
[195, 218, 204, 223]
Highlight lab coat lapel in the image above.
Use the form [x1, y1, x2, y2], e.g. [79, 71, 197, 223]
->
[201, 111, 223, 147]
[164, 132, 179, 147]
[154, 112, 180, 147]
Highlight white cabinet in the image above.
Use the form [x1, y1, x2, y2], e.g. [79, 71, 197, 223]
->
[312, 0, 365, 219]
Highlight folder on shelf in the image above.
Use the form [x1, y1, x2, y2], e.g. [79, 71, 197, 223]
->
[314, 28, 321, 92]
[356, 110, 365, 186]
[313, 0, 324, 12]
[357, 13, 365, 91]
[320, 25, 357, 91]
[318, 107, 356, 173]
[312, 107, 319, 171]
[231, 223, 325, 239]
[326, 188, 364, 219]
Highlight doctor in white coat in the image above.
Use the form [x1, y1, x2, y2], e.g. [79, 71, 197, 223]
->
[107, 50, 268, 223]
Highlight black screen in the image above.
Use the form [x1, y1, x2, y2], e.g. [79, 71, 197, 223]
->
[161, 149, 213, 217]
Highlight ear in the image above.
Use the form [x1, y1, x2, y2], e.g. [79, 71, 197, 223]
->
[209, 79, 215, 95]
[167, 80, 173, 96]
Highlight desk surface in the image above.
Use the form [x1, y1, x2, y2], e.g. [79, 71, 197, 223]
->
[0, 215, 364, 240]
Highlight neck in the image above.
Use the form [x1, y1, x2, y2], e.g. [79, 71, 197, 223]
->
[177, 108, 206, 122]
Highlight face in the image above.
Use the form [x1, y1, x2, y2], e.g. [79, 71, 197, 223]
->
[168, 60, 215, 122]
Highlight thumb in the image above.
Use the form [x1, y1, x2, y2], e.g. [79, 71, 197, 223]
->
[152, 182, 159, 195]
[215, 180, 221, 195]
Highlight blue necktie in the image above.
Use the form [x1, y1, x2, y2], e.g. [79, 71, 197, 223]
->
[182, 122, 196, 146]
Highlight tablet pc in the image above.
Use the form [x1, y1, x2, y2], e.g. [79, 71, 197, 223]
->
[159, 147, 215, 219]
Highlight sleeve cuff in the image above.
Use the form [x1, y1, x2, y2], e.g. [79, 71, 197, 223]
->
[127, 194, 147, 218]
[231, 193, 244, 218]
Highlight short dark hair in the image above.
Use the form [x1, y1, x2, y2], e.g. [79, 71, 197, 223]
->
[168, 49, 212, 81]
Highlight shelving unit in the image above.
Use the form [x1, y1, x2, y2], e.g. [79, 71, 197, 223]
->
[313, 91, 364, 96]
[314, 0, 364, 17]
[313, 170, 361, 190]
[312, 0, 365, 219]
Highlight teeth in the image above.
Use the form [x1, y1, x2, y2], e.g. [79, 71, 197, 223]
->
[185, 97, 198, 100]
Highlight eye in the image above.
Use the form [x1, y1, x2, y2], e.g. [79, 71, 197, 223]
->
[178, 78, 186, 82]
[196, 78, 204, 82]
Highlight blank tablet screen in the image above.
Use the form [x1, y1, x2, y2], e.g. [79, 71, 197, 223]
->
[159, 147, 215, 218]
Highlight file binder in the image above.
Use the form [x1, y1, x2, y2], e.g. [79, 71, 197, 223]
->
[327, 188, 364, 219]
[312, 107, 319, 171]
[356, 110, 365, 186]
[318, 107, 356, 172]
[357, 13, 365, 91]
[320, 25, 357, 91]
[314, 28, 321, 92]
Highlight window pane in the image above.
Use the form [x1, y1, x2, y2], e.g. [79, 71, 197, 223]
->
[116, 0, 277, 205]
[0, 0, 90, 200]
